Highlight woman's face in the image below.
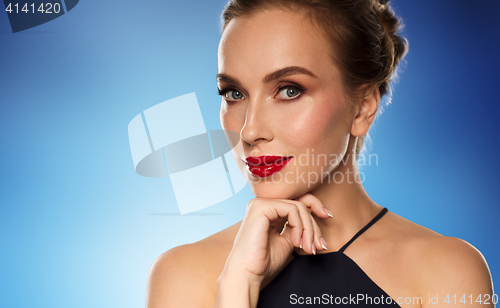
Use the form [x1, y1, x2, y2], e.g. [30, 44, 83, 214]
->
[217, 8, 356, 199]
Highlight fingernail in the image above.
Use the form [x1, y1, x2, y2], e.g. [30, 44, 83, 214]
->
[299, 237, 303, 249]
[324, 208, 333, 218]
[312, 242, 316, 255]
[320, 237, 328, 251]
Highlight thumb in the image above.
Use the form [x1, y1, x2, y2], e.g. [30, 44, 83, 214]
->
[278, 221, 297, 255]
[279, 220, 293, 241]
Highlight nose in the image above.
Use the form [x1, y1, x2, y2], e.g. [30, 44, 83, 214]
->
[240, 98, 274, 146]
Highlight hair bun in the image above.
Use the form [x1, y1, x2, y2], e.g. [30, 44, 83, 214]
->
[376, 1, 408, 78]
[377, 1, 399, 34]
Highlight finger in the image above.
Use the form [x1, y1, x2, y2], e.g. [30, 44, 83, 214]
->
[279, 221, 288, 235]
[309, 213, 327, 252]
[296, 193, 333, 219]
[280, 200, 315, 255]
[280, 220, 300, 247]
[285, 199, 325, 254]
[271, 216, 288, 234]
[258, 200, 303, 247]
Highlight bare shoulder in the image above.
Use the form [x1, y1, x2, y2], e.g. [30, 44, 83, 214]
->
[146, 221, 242, 308]
[415, 235, 494, 300]
[381, 211, 494, 305]
[146, 242, 212, 308]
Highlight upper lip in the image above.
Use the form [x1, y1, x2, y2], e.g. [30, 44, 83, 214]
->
[245, 155, 292, 166]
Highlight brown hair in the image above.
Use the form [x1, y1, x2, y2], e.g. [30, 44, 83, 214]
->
[220, 0, 408, 159]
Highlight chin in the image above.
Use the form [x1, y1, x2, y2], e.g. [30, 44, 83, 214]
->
[249, 181, 303, 200]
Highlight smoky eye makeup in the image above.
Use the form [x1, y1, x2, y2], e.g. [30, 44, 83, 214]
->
[217, 87, 244, 101]
[274, 82, 305, 100]
[217, 81, 306, 103]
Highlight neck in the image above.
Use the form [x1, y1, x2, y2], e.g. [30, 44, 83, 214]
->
[307, 142, 383, 252]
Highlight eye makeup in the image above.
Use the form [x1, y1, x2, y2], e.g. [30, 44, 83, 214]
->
[217, 81, 306, 104]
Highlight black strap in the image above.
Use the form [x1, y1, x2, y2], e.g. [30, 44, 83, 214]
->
[338, 207, 388, 253]
[291, 208, 388, 256]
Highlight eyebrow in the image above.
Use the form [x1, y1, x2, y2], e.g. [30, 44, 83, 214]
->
[216, 66, 318, 85]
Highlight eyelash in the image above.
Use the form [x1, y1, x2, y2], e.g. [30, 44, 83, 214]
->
[217, 82, 305, 104]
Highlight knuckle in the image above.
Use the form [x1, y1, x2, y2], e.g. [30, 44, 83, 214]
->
[246, 199, 255, 209]
[296, 200, 307, 208]
[247, 198, 263, 211]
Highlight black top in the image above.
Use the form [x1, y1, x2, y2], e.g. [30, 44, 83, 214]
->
[257, 207, 400, 307]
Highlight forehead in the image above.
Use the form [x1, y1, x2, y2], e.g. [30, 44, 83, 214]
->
[218, 9, 339, 81]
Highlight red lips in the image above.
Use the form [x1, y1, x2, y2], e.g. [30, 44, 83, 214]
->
[245, 155, 293, 177]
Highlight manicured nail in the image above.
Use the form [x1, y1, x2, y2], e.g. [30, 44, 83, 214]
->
[324, 208, 333, 218]
[299, 237, 303, 249]
[312, 242, 316, 255]
[320, 237, 328, 251]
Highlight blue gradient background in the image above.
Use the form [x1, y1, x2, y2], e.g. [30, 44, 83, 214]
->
[1, 0, 499, 306]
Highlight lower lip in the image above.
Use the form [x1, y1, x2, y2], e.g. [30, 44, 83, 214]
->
[247, 157, 293, 178]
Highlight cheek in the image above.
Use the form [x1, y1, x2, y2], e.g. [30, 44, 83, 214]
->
[220, 101, 229, 129]
[220, 103, 240, 132]
[283, 101, 347, 152]
[220, 102, 246, 149]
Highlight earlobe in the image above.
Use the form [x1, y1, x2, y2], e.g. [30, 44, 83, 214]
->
[350, 87, 381, 137]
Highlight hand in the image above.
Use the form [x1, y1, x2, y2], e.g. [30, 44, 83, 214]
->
[220, 193, 333, 285]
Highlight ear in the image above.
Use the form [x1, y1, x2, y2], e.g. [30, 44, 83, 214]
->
[351, 86, 380, 137]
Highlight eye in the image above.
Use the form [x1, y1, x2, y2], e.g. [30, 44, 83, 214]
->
[218, 88, 244, 101]
[276, 85, 303, 100]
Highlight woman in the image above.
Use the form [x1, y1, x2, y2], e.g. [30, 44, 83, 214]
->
[146, 0, 494, 307]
